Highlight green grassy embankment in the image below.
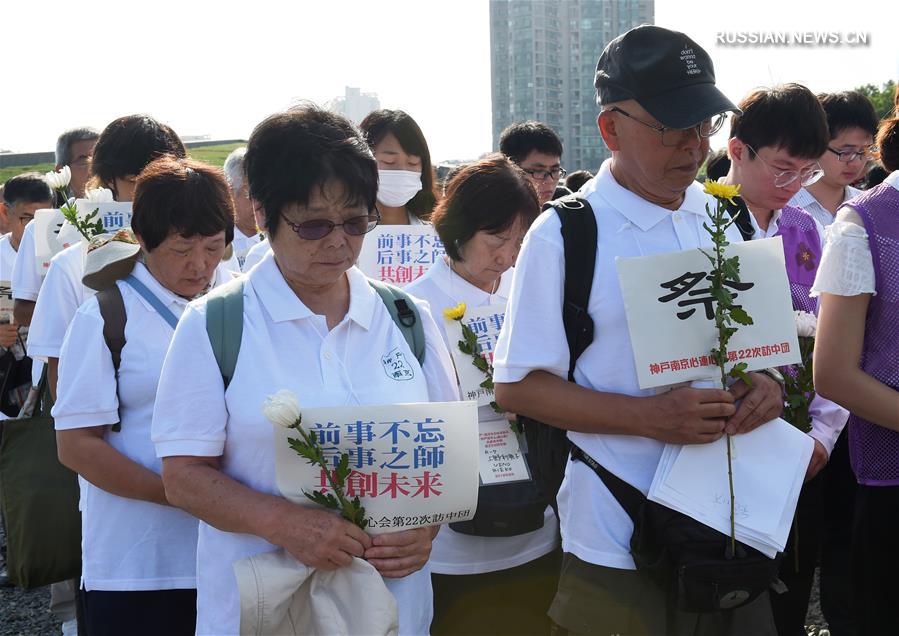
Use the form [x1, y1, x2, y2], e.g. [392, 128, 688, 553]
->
[0, 142, 245, 184]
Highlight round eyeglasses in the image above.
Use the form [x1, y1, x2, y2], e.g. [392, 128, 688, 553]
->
[606, 107, 728, 147]
[745, 144, 824, 188]
[281, 211, 380, 241]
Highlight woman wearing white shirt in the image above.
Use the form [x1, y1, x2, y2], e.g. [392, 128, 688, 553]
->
[814, 94, 899, 636]
[406, 154, 560, 635]
[360, 109, 437, 225]
[53, 157, 236, 635]
[151, 105, 459, 636]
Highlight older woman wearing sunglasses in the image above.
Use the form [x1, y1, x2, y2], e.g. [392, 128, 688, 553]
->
[150, 104, 459, 636]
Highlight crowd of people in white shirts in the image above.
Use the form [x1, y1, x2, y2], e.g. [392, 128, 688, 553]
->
[1, 23, 899, 636]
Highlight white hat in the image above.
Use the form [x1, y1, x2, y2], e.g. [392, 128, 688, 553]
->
[81, 229, 140, 291]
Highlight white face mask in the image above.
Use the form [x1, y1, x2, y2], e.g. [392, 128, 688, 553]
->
[377, 169, 422, 208]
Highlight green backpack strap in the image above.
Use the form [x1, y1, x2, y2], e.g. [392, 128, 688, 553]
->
[204, 278, 422, 387]
[205, 278, 245, 389]
[368, 279, 426, 366]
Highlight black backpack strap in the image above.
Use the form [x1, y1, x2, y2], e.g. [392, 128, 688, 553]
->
[570, 444, 645, 522]
[724, 196, 755, 242]
[546, 194, 597, 380]
[96, 284, 126, 432]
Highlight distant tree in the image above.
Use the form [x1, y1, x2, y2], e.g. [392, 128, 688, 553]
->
[855, 80, 897, 119]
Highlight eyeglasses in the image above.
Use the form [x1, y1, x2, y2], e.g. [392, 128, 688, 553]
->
[745, 144, 824, 188]
[280, 211, 380, 240]
[826, 145, 878, 163]
[606, 106, 727, 147]
[521, 167, 567, 181]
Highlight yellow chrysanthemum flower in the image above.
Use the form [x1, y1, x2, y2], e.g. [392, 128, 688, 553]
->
[442, 302, 467, 321]
[703, 180, 741, 204]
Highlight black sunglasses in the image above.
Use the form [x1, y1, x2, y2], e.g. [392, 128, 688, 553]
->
[281, 211, 380, 241]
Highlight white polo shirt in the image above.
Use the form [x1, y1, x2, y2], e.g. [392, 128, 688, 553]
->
[52, 262, 201, 591]
[151, 252, 459, 636]
[231, 226, 264, 268]
[493, 160, 744, 570]
[789, 185, 862, 228]
[241, 236, 270, 272]
[10, 221, 42, 302]
[406, 258, 559, 575]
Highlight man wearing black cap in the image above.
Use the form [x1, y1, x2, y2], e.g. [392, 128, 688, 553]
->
[494, 25, 783, 634]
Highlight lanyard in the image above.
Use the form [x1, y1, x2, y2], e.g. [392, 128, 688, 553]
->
[123, 274, 179, 329]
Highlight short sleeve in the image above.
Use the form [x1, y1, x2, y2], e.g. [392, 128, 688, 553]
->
[52, 298, 119, 429]
[810, 205, 875, 297]
[151, 301, 229, 458]
[493, 217, 569, 384]
[27, 249, 83, 361]
[11, 223, 42, 301]
[415, 299, 463, 403]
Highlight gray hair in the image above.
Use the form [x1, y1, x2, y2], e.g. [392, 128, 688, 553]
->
[223, 147, 248, 194]
[55, 127, 100, 166]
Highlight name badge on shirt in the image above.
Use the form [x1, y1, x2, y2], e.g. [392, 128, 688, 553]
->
[382, 347, 415, 381]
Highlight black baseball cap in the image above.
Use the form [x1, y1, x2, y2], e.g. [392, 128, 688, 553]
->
[595, 25, 740, 130]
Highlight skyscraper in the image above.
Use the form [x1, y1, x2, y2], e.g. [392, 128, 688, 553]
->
[490, 0, 654, 172]
[326, 87, 381, 125]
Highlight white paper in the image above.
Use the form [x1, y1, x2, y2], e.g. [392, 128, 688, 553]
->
[477, 419, 530, 485]
[648, 418, 813, 556]
[616, 237, 800, 389]
[358, 225, 445, 286]
[443, 303, 506, 407]
[274, 401, 479, 534]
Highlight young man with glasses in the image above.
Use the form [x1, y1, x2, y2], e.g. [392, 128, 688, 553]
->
[790, 91, 879, 227]
[499, 121, 568, 205]
[495, 25, 784, 634]
[722, 83, 850, 636]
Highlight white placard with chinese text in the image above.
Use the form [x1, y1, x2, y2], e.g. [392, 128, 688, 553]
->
[0, 280, 12, 321]
[358, 225, 445, 286]
[274, 401, 479, 534]
[33, 202, 133, 274]
[33, 208, 67, 274]
[477, 419, 530, 485]
[443, 303, 506, 407]
[616, 237, 800, 389]
[57, 201, 133, 248]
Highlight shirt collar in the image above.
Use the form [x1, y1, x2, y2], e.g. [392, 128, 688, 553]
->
[250, 250, 375, 329]
[790, 187, 818, 211]
[130, 261, 191, 317]
[592, 159, 711, 231]
[746, 206, 783, 238]
[428, 257, 512, 305]
[793, 185, 861, 210]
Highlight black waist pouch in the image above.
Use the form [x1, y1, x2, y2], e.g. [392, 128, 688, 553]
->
[572, 445, 782, 613]
[450, 477, 547, 537]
